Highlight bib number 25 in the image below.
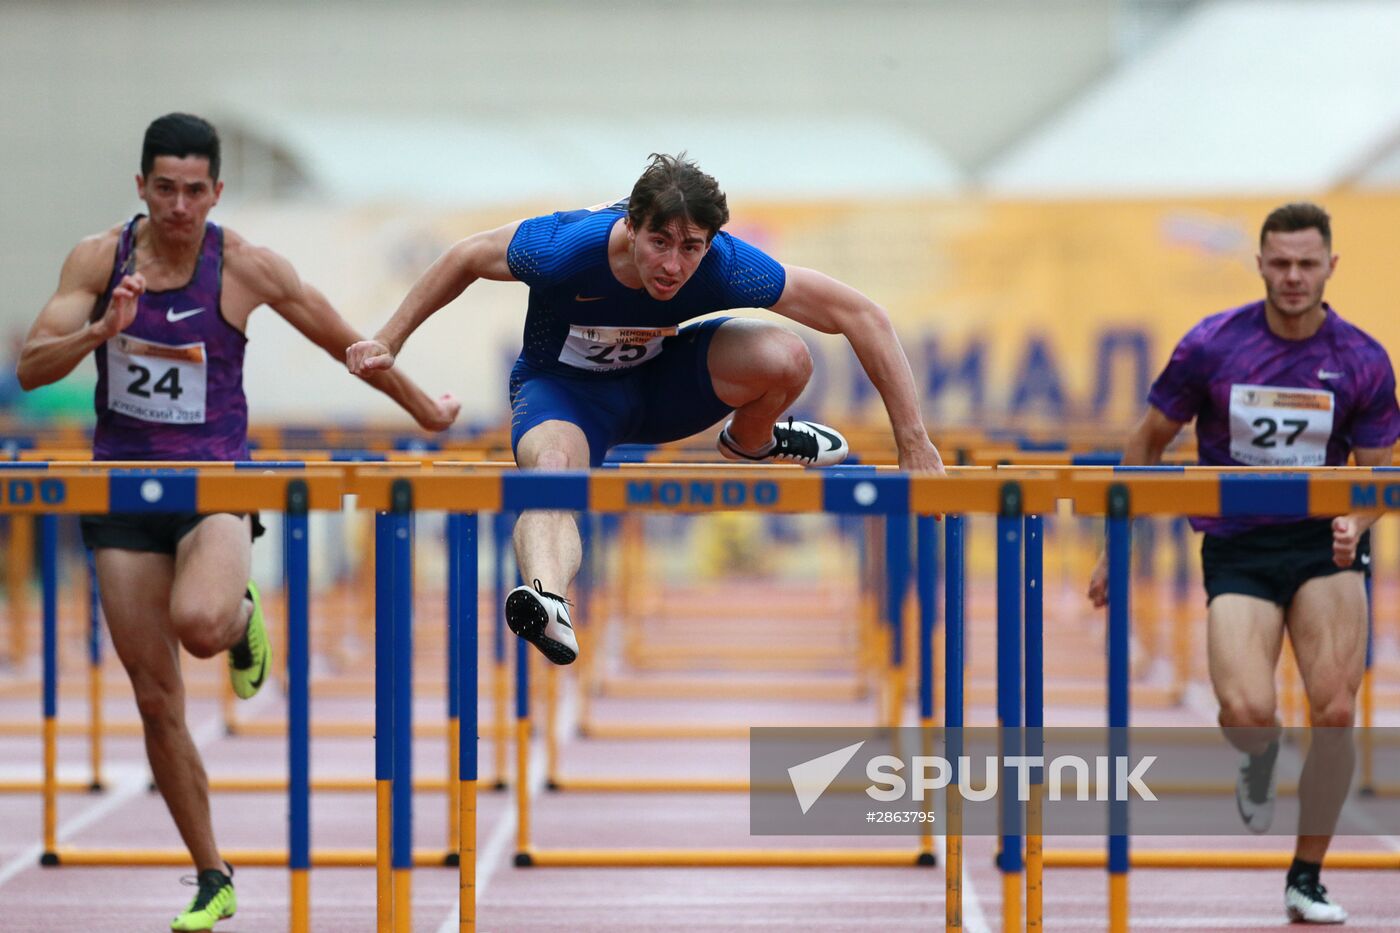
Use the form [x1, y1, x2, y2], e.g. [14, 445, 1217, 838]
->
[584, 343, 646, 365]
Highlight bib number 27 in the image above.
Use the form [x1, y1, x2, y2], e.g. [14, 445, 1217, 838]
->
[1251, 416, 1306, 448]
[126, 364, 184, 401]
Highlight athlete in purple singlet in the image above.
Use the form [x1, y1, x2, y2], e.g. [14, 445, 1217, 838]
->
[1088, 203, 1400, 924]
[92, 215, 249, 461]
[17, 114, 459, 931]
[347, 153, 944, 670]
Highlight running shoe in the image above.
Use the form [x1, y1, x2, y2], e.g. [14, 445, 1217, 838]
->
[228, 581, 269, 700]
[170, 862, 236, 931]
[1235, 739, 1279, 834]
[716, 417, 848, 467]
[505, 579, 578, 665]
[1285, 875, 1347, 924]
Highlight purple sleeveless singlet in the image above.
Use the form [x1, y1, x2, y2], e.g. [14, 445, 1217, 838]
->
[93, 216, 249, 461]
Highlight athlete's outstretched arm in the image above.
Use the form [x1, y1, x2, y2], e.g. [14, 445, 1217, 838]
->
[1086, 405, 1186, 607]
[17, 232, 141, 390]
[769, 265, 942, 473]
[1333, 445, 1393, 567]
[234, 245, 460, 432]
[346, 221, 521, 375]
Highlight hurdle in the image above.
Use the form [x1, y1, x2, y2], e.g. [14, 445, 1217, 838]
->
[1026, 467, 1400, 933]
[546, 480, 901, 792]
[3, 454, 513, 800]
[0, 533, 110, 795]
[1, 461, 489, 929]
[564, 465, 887, 754]
[0, 464, 358, 931]
[933, 466, 1400, 933]
[503, 462, 881, 754]
[350, 464, 1069, 932]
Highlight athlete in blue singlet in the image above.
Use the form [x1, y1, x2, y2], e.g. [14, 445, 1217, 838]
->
[18, 113, 459, 931]
[349, 153, 944, 668]
[1087, 203, 1399, 924]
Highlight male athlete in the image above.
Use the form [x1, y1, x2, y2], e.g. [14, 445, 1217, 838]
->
[1089, 203, 1400, 923]
[348, 152, 943, 666]
[17, 113, 459, 931]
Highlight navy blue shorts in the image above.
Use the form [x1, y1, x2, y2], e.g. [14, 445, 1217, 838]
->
[509, 317, 733, 467]
[1201, 518, 1369, 608]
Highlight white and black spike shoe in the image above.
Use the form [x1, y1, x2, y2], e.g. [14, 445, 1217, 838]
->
[1235, 740, 1279, 834]
[717, 417, 848, 467]
[505, 579, 578, 665]
[1285, 876, 1347, 924]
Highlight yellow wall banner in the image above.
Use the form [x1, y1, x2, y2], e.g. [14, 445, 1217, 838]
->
[728, 193, 1400, 431]
[223, 192, 1400, 433]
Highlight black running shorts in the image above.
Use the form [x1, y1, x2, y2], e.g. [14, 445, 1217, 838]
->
[80, 512, 266, 555]
[1200, 518, 1369, 608]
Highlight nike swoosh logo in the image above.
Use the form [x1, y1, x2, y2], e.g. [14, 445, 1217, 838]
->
[166, 306, 206, 322]
[574, 294, 607, 302]
[811, 426, 845, 449]
[248, 655, 267, 691]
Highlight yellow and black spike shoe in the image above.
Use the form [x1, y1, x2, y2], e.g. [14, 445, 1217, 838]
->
[228, 581, 269, 700]
[171, 862, 236, 931]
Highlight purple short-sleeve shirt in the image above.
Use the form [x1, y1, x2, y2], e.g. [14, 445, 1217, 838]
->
[1147, 301, 1400, 536]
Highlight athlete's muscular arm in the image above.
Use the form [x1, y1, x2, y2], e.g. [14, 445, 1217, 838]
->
[17, 231, 143, 390]
[1117, 405, 1185, 467]
[1333, 445, 1393, 568]
[231, 243, 460, 432]
[769, 265, 943, 473]
[346, 221, 520, 375]
[1086, 406, 1186, 607]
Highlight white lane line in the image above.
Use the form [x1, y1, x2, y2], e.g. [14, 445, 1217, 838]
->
[434, 690, 562, 933]
[432, 678, 992, 933]
[0, 700, 254, 889]
[937, 832, 991, 933]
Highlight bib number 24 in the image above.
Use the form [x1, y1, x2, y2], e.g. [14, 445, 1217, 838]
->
[126, 364, 184, 401]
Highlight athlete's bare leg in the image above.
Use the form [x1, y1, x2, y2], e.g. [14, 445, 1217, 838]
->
[1287, 572, 1367, 864]
[1207, 593, 1285, 755]
[171, 514, 253, 658]
[513, 420, 590, 595]
[97, 549, 224, 873]
[707, 319, 813, 452]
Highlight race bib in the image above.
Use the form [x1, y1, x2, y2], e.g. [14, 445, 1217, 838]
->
[106, 334, 208, 424]
[1228, 384, 1334, 466]
[557, 325, 677, 372]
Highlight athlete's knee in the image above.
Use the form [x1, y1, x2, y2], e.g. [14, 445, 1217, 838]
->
[1309, 695, 1356, 728]
[171, 605, 231, 659]
[131, 680, 184, 729]
[531, 448, 573, 471]
[517, 422, 590, 469]
[1217, 694, 1276, 729]
[738, 327, 812, 391]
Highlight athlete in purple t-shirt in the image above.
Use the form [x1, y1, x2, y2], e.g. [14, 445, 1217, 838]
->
[16, 114, 459, 931]
[1088, 203, 1400, 924]
[348, 153, 944, 668]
